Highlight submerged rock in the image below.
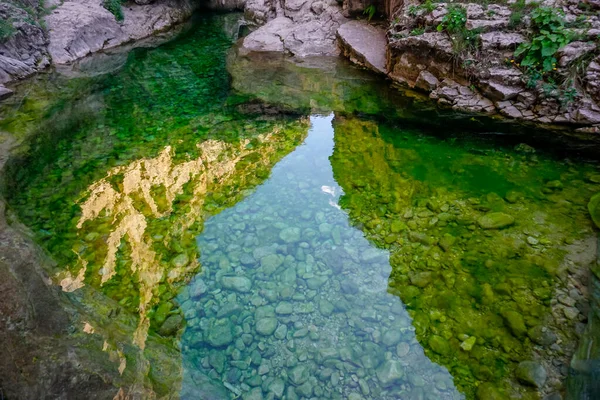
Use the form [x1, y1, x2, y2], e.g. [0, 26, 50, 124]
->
[256, 317, 278, 336]
[376, 360, 404, 387]
[428, 335, 451, 356]
[477, 212, 515, 229]
[289, 364, 310, 385]
[221, 276, 252, 292]
[502, 310, 527, 338]
[207, 319, 234, 347]
[516, 361, 547, 388]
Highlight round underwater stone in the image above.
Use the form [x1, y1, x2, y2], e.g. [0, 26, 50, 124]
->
[268, 378, 286, 398]
[256, 317, 278, 336]
[279, 227, 301, 243]
[428, 335, 451, 356]
[502, 310, 527, 338]
[382, 329, 402, 347]
[516, 361, 547, 388]
[207, 318, 234, 347]
[477, 212, 515, 229]
[289, 365, 310, 385]
[243, 387, 264, 400]
[276, 301, 294, 315]
[221, 276, 252, 292]
[376, 360, 404, 387]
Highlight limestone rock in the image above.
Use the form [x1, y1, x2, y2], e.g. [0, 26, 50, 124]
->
[480, 81, 522, 101]
[289, 364, 310, 385]
[480, 31, 525, 51]
[0, 3, 49, 83]
[241, 1, 347, 57]
[415, 70, 439, 92]
[45, 0, 197, 65]
[558, 41, 597, 67]
[527, 326, 557, 346]
[337, 20, 387, 74]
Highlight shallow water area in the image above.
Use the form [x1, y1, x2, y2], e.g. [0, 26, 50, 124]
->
[0, 11, 599, 400]
[179, 115, 462, 399]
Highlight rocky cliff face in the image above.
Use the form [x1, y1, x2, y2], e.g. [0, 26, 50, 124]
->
[46, 0, 198, 65]
[0, 0, 200, 91]
[380, 0, 600, 132]
[0, 0, 49, 85]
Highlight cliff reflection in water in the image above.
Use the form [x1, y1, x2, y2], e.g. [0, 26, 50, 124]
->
[64, 124, 307, 350]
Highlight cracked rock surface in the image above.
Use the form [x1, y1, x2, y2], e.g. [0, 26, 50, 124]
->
[242, 0, 347, 56]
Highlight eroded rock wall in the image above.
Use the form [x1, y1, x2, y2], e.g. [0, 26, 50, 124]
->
[382, 1, 600, 131]
[0, 1, 49, 84]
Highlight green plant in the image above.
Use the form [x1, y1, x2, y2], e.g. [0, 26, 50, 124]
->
[364, 4, 376, 21]
[562, 86, 578, 105]
[103, 0, 124, 22]
[0, 18, 16, 41]
[509, 0, 539, 29]
[514, 7, 572, 73]
[423, 0, 436, 13]
[408, 0, 436, 17]
[408, 5, 420, 17]
[410, 27, 426, 36]
[436, 5, 480, 55]
[524, 68, 543, 88]
[437, 4, 467, 34]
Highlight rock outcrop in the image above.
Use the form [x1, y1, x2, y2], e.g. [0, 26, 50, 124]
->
[337, 19, 387, 74]
[0, 1, 49, 84]
[46, 0, 197, 65]
[336, 0, 600, 133]
[0, 0, 201, 85]
[241, 0, 348, 57]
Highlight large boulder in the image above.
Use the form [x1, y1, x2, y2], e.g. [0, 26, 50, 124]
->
[240, 0, 347, 57]
[45, 0, 198, 65]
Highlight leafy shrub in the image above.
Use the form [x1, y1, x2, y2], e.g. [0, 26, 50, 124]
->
[437, 4, 467, 34]
[0, 18, 16, 41]
[410, 27, 426, 36]
[514, 7, 571, 72]
[436, 5, 480, 55]
[408, 0, 436, 17]
[364, 4, 376, 21]
[103, 0, 124, 22]
[509, 0, 539, 29]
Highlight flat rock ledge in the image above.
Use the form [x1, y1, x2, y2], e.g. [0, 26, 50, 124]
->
[336, 20, 387, 75]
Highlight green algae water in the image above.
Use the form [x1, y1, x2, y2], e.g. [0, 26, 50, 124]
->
[1, 11, 600, 400]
